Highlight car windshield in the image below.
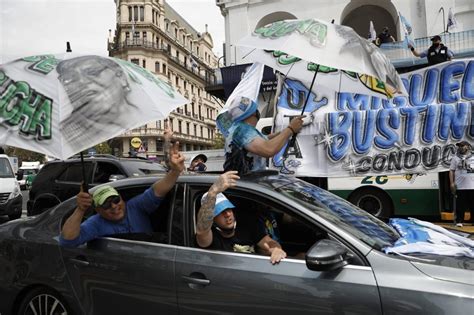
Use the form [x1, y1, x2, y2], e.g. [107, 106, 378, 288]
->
[275, 179, 399, 250]
[122, 160, 166, 176]
[0, 158, 14, 178]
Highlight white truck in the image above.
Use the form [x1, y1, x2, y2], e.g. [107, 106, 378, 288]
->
[17, 161, 41, 190]
[0, 154, 23, 220]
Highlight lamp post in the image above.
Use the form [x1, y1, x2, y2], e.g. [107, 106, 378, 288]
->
[439, 7, 446, 34]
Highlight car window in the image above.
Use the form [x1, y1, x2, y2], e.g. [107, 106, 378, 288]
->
[187, 186, 366, 263]
[121, 160, 165, 176]
[0, 157, 14, 178]
[275, 180, 399, 250]
[57, 162, 94, 182]
[170, 185, 185, 246]
[93, 162, 123, 183]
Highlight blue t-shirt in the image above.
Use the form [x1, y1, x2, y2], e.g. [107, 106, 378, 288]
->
[225, 122, 268, 172]
[59, 187, 163, 248]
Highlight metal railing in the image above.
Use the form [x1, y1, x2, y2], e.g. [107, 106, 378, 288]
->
[379, 30, 474, 68]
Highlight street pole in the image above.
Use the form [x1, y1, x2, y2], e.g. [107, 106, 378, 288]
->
[438, 7, 446, 34]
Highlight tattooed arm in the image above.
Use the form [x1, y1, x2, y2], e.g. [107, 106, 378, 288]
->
[196, 171, 240, 248]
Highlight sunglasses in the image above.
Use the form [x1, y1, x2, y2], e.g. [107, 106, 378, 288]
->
[100, 195, 121, 209]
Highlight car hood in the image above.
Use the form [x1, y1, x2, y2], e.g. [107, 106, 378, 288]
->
[410, 256, 474, 286]
[0, 178, 17, 193]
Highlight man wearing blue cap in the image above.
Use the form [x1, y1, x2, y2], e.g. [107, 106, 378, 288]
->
[60, 130, 185, 247]
[196, 171, 287, 264]
[223, 96, 304, 175]
[409, 35, 453, 66]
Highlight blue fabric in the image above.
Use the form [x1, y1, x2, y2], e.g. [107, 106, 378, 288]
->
[225, 121, 268, 172]
[388, 218, 430, 247]
[214, 199, 235, 217]
[60, 187, 163, 248]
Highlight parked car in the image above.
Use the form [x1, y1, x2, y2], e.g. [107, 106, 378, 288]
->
[17, 161, 41, 190]
[0, 154, 22, 221]
[26, 155, 166, 216]
[0, 172, 472, 315]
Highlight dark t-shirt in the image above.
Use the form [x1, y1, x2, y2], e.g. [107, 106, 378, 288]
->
[204, 211, 266, 253]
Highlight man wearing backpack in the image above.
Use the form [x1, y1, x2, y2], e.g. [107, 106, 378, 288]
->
[223, 97, 303, 175]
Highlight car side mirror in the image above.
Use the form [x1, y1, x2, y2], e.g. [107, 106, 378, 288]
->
[108, 174, 126, 182]
[16, 170, 24, 180]
[305, 239, 348, 272]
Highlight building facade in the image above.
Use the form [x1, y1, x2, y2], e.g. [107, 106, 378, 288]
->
[217, 0, 474, 67]
[108, 0, 223, 160]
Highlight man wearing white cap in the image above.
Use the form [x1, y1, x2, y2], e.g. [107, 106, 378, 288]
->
[196, 171, 287, 264]
[60, 130, 185, 247]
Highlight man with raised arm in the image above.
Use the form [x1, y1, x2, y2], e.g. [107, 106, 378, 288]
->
[196, 171, 287, 264]
[60, 129, 184, 247]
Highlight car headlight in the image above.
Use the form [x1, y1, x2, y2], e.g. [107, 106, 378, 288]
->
[10, 185, 21, 199]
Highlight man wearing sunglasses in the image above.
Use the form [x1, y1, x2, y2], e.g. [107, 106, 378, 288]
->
[60, 130, 185, 247]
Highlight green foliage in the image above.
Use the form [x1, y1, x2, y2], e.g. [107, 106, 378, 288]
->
[5, 147, 45, 164]
[212, 133, 225, 149]
[95, 142, 112, 154]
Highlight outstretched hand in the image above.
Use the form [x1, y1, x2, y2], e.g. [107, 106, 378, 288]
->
[210, 171, 240, 195]
[263, 243, 287, 265]
[169, 141, 185, 173]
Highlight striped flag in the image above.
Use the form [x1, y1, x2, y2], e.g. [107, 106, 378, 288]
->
[447, 7, 458, 31]
[399, 12, 414, 48]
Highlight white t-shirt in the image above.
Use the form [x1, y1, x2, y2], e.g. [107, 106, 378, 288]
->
[449, 153, 474, 190]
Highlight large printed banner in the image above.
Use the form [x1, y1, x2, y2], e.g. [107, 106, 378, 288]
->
[272, 59, 474, 177]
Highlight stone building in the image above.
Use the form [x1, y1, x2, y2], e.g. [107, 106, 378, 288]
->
[108, 0, 223, 160]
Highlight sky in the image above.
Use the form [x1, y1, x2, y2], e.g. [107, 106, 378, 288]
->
[0, 0, 225, 64]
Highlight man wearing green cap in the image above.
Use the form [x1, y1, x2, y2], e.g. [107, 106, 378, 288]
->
[60, 130, 185, 247]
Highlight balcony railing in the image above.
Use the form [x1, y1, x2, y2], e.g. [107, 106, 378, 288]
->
[109, 39, 217, 84]
[204, 117, 216, 126]
[119, 128, 214, 144]
[379, 30, 474, 68]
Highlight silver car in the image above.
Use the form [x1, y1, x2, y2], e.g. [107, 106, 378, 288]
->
[0, 172, 472, 314]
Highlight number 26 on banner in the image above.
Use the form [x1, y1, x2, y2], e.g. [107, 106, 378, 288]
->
[361, 176, 388, 185]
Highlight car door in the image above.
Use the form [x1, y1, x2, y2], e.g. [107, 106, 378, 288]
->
[59, 184, 182, 314]
[174, 186, 382, 315]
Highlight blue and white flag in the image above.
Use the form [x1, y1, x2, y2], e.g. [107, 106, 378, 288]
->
[216, 62, 264, 136]
[189, 55, 199, 69]
[399, 12, 414, 48]
[368, 21, 377, 42]
[384, 218, 474, 258]
[447, 8, 458, 31]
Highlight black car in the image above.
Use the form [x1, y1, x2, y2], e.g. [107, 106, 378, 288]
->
[0, 172, 472, 315]
[27, 155, 165, 216]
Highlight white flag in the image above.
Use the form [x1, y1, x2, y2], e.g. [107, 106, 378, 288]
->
[369, 21, 377, 42]
[399, 12, 414, 48]
[447, 8, 458, 31]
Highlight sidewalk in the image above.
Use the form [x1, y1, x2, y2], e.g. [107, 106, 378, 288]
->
[435, 222, 474, 234]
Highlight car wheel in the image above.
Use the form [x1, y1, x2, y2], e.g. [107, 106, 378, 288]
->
[348, 187, 393, 219]
[17, 287, 70, 315]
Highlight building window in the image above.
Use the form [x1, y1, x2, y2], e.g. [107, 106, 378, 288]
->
[184, 80, 187, 90]
[184, 104, 188, 114]
[174, 28, 178, 38]
[192, 102, 195, 115]
[175, 76, 179, 86]
[196, 47, 199, 55]
[169, 118, 173, 131]
[140, 6, 144, 21]
[200, 126, 203, 137]
[152, 9, 155, 24]
[128, 6, 132, 21]
[166, 22, 169, 32]
[156, 139, 163, 151]
[178, 120, 182, 133]
[125, 32, 130, 40]
[134, 6, 138, 21]
[198, 105, 202, 118]
[176, 50, 179, 59]
[189, 41, 193, 50]
[164, 119, 168, 129]
[163, 64, 167, 75]
[193, 124, 197, 136]
[155, 62, 160, 73]
[186, 122, 190, 134]
[198, 89, 200, 97]
[206, 108, 209, 118]
[182, 35, 185, 44]
[142, 59, 146, 68]
[131, 58, 139, 65]
[156, 120, 161, 129]
[186, 144, 191, 151]
[143, 32, 147, 41]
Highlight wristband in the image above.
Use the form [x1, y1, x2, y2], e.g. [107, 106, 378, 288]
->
[410, 47, 415, 52]
[287, 126, 296, 135]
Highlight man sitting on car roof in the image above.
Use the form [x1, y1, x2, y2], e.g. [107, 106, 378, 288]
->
[195, 171, 287, 264]
[60, 130, 184, 248]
